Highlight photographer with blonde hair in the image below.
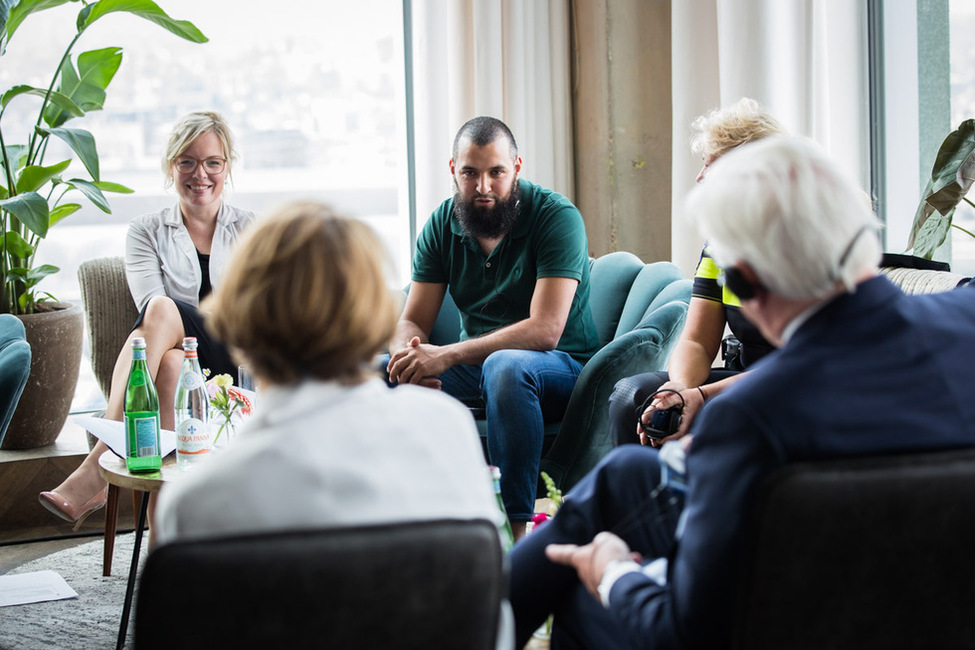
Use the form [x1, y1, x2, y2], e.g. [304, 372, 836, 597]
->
[609, 98, 786, 448]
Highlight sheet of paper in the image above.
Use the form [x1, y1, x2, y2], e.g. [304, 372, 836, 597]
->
[72, 415, 177, 458]
[0, 571, 78, 607]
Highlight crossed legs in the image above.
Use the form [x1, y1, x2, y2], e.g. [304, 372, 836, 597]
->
[40, 296, 185, 540]
[508, 445, 683, 648]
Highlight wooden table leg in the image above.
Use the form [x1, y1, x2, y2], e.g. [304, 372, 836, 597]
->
[103, 484, 119, 577]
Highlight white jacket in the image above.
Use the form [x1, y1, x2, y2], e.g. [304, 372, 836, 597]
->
[125, 203, 255, 309]
[155, 377, 514, 650]
[155, 378, 501, 541]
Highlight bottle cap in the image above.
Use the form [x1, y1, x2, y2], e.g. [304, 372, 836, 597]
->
[131, 337, 146, 348]
[489, 465, 501, 479]
[182, 337, 198, 350]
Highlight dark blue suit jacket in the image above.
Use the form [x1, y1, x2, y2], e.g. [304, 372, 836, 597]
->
[609, 276, 975, 648]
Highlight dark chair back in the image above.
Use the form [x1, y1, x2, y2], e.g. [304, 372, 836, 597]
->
[135, 518, 504, 650]
[734, 449, 975, 649]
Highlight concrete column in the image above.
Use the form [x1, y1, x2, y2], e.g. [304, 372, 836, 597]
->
[571, 0, 672, 262]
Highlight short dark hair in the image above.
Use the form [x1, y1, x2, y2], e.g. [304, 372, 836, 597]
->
[452, 116, 518, 160]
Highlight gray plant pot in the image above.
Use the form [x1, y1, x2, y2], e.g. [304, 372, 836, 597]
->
[1, 302, 83, 450]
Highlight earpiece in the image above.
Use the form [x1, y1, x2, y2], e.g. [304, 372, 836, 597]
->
[720, 266, 764, 301]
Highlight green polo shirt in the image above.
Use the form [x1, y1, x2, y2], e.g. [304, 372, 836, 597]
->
[413, 178, 599, 363]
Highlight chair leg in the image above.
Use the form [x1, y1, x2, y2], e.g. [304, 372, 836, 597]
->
[103, 484, 120, 577]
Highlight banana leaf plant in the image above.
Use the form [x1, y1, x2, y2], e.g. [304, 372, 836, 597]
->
[908, 119, 975, 260]
[0, 0, 207, 314]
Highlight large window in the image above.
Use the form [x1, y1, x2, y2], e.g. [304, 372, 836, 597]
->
[0, 1, 408, 410]
[950, 0, 975, 275]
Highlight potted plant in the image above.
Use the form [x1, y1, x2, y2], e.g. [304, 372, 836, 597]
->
[907, 119, 975, 260]
[0, 0, 207, 448]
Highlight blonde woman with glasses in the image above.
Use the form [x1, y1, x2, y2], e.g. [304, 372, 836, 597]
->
[38, 111, 254, 537]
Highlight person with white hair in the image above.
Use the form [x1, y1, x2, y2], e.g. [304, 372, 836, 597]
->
[507, 136, 975, 649]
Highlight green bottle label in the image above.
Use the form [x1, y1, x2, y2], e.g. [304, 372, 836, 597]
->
[126, 415, 159, 457]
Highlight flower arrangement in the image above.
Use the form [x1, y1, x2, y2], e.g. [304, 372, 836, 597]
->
[206, 373, 252, 445]
[532, 471, 564, 639]
[531, 471, 563, 528]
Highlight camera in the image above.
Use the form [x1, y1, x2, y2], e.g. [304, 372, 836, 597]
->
[640, 404, 682, 440]
[721, 335, 743, 371]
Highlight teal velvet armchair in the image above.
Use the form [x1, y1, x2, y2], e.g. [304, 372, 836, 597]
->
[0, 314, 30, 448]
[427, 252, 692, 494]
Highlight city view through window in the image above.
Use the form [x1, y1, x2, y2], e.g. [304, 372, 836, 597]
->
[950, 0, 975, 275]
[0, 1, 407, 411]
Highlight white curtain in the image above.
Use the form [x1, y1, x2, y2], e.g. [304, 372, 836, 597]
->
[409, 0, 573, 233]
[671, 0, 869, 276]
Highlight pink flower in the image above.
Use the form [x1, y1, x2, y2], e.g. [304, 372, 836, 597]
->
[531, 512, 550, 527]
[227, 387, 252, 416]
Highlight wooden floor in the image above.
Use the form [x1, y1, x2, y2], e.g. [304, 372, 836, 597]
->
[0, 419, 136, 544]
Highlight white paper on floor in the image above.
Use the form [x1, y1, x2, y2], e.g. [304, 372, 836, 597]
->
[0, 571, 78, 607]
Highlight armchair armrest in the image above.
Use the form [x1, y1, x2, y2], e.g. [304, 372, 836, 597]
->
[541, 299, 690, 491]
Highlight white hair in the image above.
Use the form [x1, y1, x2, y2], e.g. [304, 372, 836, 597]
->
[684, 136, 882, 300]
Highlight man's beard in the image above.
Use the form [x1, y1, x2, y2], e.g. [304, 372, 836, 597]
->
[453, 179, 521, 240]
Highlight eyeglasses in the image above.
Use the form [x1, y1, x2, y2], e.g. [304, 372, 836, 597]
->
[174, 157, 227, 175]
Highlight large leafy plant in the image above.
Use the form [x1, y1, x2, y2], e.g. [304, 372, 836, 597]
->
[0, 0, 206, 314]
[908, 119, 975, 260]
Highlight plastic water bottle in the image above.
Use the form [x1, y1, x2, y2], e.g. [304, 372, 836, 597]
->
[490, 465, 515, 551]
[124, 337, 161, 473]
[175, 337, 210, 469]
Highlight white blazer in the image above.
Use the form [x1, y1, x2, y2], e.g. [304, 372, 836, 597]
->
[125, 203, 255, 310]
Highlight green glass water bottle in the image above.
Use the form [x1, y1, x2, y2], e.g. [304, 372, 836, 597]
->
[124, 337, 162, 472]
[490, 465, 515, 551]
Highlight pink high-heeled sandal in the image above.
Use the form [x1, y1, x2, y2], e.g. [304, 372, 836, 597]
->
[38, 486, 109, 531]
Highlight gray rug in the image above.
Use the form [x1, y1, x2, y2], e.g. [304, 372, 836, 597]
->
[0, 533, 146, 650]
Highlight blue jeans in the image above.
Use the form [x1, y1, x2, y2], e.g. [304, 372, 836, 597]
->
[508, 446, 684, 649]
[381, 349, 583, 523]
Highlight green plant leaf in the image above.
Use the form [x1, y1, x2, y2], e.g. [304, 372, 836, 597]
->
[908, 119, 975, 251]
[80, 0, 207, 43]
[925, 119, 975, 214]
[0, 191, 49, 237]
[4, 0, 75, 49]
[64, 177, 110, 212]
[3, 231, 34, 258]
[38, 126, 98, 181]
[45, 47, 122, 127]
[94, 180, 133, 193]
[6, 266, 30, 283]
[48, 201, 80, 226]
[0, 144, 26, 177]
[911, 210, 951, 260]
[0, 0, 11, 49]
[0, 85, 84, 120]
[15, 159, 71, 193]
[26, 263, 58, 283]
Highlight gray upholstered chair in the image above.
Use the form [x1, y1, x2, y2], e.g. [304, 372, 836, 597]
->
[77, 256, 138, 400]
[733, 448, 975, 649]
[135, 519, 505, 650]
[879, 253, 969, 294]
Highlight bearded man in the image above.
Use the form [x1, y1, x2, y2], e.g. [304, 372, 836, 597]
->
[387, 116, 599, 539]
